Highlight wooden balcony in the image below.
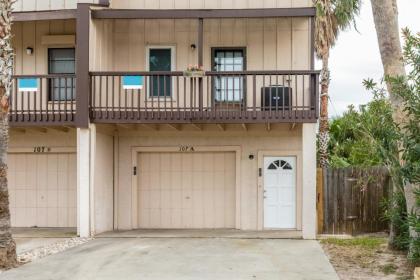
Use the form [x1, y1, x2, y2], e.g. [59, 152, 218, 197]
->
[8, 71, 320, 127]
[90, 70, 320, 124]
[9, 74, 76, 126]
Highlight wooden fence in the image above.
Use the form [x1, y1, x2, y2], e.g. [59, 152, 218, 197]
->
[317, 167, 391, 235]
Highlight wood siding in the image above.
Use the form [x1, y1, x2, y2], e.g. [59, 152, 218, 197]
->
[13, 0, 98, 12]
[91, 18, 310, 72]
[110, 0, 312, 9]
[12, 20, 76, 75]
[90, 18, 311, 111]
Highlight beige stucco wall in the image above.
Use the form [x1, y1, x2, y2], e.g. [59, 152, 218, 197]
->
[115, 124, 303, 231]
[93, 131, 114, 234]
[110, 0, 312, 9]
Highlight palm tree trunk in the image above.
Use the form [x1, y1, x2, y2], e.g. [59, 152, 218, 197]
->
[370, 0, 418, 253]
[370, 0, 406, 121]
[318, 51, 330, 168]
[0, 0, 17, 269]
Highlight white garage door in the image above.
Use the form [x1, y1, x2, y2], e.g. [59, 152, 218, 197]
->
[263, 156, 297, 229]
[138, 152, 236, 229]
[8, 153, 77, 227]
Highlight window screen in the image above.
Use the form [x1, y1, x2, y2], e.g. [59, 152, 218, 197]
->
[213, 49, 245, 102]
[149, 48, 172, 97]
[48, 48, 75, 101]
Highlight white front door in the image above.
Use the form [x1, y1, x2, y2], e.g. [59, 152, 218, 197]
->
[263, 156, 296, 229]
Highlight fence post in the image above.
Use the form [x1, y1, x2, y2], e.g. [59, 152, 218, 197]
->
[316, 168, 324, 234]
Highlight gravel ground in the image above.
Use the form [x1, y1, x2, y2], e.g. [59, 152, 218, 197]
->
[17, 238, 92, 264]
[0, 237, 92, 274]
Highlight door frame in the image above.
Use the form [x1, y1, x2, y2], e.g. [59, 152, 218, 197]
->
[257, 150, 302, 231]
[131, 146, 241, 229]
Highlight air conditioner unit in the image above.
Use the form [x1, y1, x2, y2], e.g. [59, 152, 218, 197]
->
[261, 86, 292, 110]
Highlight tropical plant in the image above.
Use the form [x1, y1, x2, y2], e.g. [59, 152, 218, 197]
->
[370, 0, 419, 258]
[365, 30, 420, 263]
[328, 90, 398, 168]
[314, 0, 362, 168]
[0, 0, 17, 269]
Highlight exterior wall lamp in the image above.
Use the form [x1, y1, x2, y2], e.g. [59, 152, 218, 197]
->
[26, 47, 34, 55]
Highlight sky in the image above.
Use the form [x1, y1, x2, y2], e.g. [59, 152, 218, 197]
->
[317, 0, 420, 117]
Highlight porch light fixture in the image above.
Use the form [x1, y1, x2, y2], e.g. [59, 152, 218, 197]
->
[26, 47, 34, 55]
[190, 44, 196, 51]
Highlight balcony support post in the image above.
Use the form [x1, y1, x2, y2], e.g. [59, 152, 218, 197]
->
[76, 3, 91, 128]
[302, 123, 317, 239]
[198, 18, 204, 111]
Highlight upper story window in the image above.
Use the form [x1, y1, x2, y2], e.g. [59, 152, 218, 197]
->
[212, 48, 246, 102]
[48, 48, 75, 101]
[147, 47, 174, 98]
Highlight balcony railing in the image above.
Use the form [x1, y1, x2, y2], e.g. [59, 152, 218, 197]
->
[8, 71, 320, 126]
[90, 70, 320, 124]
[9, 74, 76, 125]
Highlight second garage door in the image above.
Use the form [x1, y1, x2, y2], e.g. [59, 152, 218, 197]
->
[137, 152, 236, 229]
[8, 153, 77, 228]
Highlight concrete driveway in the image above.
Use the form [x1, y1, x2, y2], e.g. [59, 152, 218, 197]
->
[0, 238, 339, 280]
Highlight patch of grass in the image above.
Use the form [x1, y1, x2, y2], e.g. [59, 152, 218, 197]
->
[380, 263, 398, 275]
[320, 237, 386, 250]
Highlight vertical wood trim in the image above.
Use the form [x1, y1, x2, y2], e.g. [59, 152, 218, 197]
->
[310, 16, 315, 70]
[113, 134, 119, 230]
[198, 18, 204, 66]
[316, 168, 323, 234]
[76, 4, 90, 128]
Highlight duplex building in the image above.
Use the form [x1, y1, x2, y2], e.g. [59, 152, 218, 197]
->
[8, 0, 319, 239]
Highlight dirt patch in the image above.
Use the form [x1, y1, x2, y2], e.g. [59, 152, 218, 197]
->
[320, 237, 413, 280]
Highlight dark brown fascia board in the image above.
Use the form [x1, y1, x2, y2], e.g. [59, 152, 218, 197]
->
[12, 9, 77, 21]
[92, 7, 316, 19]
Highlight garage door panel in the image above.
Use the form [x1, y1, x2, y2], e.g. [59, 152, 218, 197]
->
[26, 208, 37, 225]
[36, 208, 47, 227]
[161, 209, 172, 227]
[171, 209, 182, 228]
[9, 152, 77, 228]
[138, 151, 236, 229]
[150, 209, 161, 228]
[37, 190, 48, 207]
[26, 190, 37, 207]
[58, 208, 68, 227]
[16, 171, 26, 189]
[150, 190, 161, 209]
[47, 210, 58, 226]
[139, 209, 151, 228]
[47, 154, 58, 172]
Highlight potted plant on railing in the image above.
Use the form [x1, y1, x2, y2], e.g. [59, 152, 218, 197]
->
[183, 65, 205, 77]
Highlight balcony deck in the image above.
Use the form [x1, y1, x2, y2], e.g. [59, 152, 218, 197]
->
[9, 71, 320, 127]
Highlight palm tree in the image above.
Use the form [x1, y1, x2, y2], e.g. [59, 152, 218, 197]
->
[0, 0, 17, 269]
[314, 0, 361, 168]
[370, 0, 418, 255]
